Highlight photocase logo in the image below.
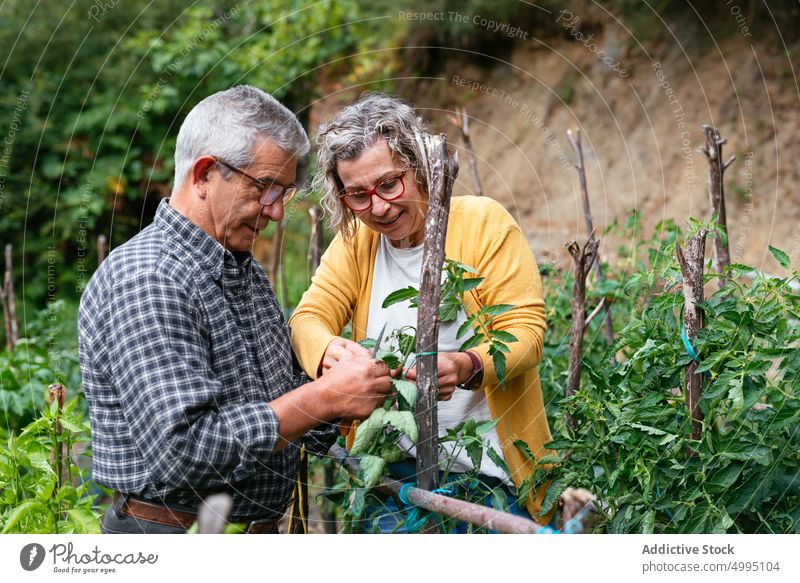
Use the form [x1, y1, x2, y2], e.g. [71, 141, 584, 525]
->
[20, 543, 46, 571]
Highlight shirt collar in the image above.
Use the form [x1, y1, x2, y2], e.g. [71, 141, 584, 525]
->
[154, 198, 252, 280]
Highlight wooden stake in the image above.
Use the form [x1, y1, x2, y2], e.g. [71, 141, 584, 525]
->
[447, 107, 483, 196]
[566, 130, 615, 358]
[676, 228, 708, 446]
[97, 235, 108, 265]
[1, 244, 19, 351]
[565, 234, 600, 431]
[699, 125, 734, 284]
[47, 384, 67, 494]
[413, 131, 459, 530]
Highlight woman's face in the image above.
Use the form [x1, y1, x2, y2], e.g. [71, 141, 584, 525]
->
[336, 139, 427, 248]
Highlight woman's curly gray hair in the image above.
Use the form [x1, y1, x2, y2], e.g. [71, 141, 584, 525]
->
[313, 92, 429, 239]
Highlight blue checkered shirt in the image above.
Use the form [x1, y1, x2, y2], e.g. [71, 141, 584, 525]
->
[78, 199, 338, 520]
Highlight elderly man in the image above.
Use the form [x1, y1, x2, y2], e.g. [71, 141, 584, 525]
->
[78, 85, 393, 534]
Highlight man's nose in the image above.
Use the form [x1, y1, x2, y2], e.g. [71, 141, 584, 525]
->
[370, 194, 391, 216]
[261, 200, 284, 223]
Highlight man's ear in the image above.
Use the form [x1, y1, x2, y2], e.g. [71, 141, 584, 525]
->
[191, 156, 217, 200]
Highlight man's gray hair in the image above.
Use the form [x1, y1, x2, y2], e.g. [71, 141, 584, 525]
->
[173, 85, 310, 191]
[313, 92, 429, 239]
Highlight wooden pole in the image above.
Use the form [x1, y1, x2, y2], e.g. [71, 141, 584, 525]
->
[306, 205, 337, 534]
[676, 228, 708, 446]
[566, 130, 615, 356]
[307, 207, 323, 280]
[699, 125, 734, 284]
[447, 107, 483, 196]
[331, 444, 546, 534]
[1, 243, 19, 351]
[564, 235, 600, 431]
[97, 235, 108, 265]
[413, 131, 459, 530]
[46, 384, 67, 494]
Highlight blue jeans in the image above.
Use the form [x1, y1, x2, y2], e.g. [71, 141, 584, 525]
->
[361, 460, 531, 534]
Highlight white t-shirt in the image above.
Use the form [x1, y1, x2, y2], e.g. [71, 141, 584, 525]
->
[365, 234, 513, 486]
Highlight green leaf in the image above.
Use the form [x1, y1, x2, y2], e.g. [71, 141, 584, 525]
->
[461, 277, 484, 292]
[67, 508, 101, 534]
[768, 245, 791, 269]
[706, 463, 743, 491]
[492, 351, 507, 387]
[536, 475, 570, 517]
[349, 409, 386, 456]
[459, 334, 483, 352]
[641, 510, 655, 534]
[2, 499, 48, 533]
[535, 454, 562, 466]
[475, 419, 498, 435]
[59, 414, 90, 435]
[514, 439, 535, 461]
[456, 319, 473, 340]
[465, 438, 484, 472]
[27, 452, 56, 478]
[485, 304, 514, 316]
[382, 286, 418, 308]
[439, 299, 460, 323]
[490, 487, 510, 513]
[486, 446, 512, 480]
[629, 423, 667, 436]
[727, 377, 744, 414]
[393, 379, 417, 408]
[375, 350, 400, 369]
[718, 442, 772, 465]
[358, 455, 386, 490]
[384, 410, 418, 443]
[489, 330, 518, 343]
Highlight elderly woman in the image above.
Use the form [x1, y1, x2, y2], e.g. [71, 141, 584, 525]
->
[289, 93, 552, 530]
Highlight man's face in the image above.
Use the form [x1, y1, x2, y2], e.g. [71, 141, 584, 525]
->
[207, 138, 297, 252]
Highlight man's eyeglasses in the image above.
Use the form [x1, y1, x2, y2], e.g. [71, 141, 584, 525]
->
[216, 159, 298, 206]
[338, 169, 409, 212]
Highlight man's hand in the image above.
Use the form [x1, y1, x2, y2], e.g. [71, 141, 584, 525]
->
[319, 337, 371, 375]
[321, 354, 394, 420]
[404, 352, 473, 401]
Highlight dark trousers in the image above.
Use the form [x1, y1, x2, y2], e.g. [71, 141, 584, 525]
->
[101, 495, 186, 534]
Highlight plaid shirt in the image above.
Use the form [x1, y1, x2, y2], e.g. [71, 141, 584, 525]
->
[78, 199, 338, 520]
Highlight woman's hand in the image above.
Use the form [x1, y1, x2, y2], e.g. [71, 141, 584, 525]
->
[319, 337, 372, 376]
[404, 352, 474, 401]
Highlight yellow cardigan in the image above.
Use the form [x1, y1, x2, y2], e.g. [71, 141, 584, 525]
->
[289, 195, 553, 518]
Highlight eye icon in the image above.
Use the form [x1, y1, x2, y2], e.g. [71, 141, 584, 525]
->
[20, 543, 46, 571]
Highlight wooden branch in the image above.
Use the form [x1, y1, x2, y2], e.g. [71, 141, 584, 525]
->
[97, 235, 108, 265]
[306, 206, 337, 533]
[676, 229, 708, 447]
[447, 107, 483, 196]
[583, 298, 606, 332]
[270, 220, 288, 304]
[699, 125, 733, 283]
[566, 130, 615, 357]
[307, 207, 323, 278]
[565, 234, 600, 430]
[47, 384, 67, 496]
[330, 444, 546, 534]
[413, 131, 459, 530]
[1, 244, 19, 351]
